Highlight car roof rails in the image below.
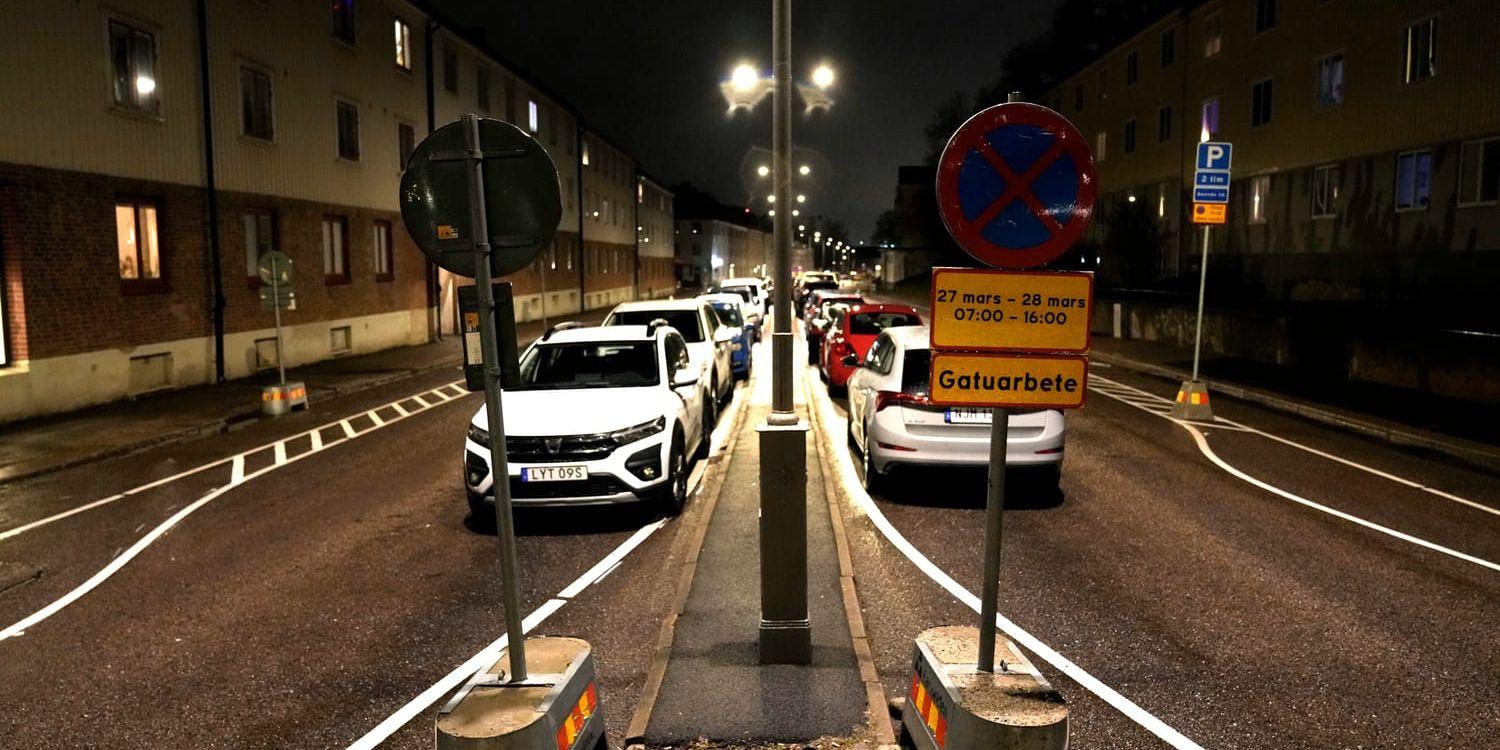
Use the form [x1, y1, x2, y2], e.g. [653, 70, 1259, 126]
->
[541, 321, 586, 341]
[645, 317, 673, 337]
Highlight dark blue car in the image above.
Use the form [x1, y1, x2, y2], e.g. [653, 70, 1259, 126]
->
[702, 295, 753, 379]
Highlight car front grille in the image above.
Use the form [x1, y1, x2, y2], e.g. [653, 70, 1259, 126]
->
[505, 434, 617, 463]
[508, 474, 631, 499]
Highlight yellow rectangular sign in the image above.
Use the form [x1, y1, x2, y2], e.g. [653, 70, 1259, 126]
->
[929, 268, 1092, 353]
[929, 352, 1088, 410]
[1191, 203, 1226, 224]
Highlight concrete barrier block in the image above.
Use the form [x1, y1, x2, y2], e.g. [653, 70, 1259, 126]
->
[902, 626, 1066, 750]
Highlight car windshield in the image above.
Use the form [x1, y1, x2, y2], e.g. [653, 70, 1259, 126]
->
[803, 280, 838, 293]
[850, 312, 922, 335]
[719, 286, 754, 302]
[515, 341, 660, 390]
[708, 302, 743, 325]
[900, 349, 931, 396]
[609, 310, 704, 342]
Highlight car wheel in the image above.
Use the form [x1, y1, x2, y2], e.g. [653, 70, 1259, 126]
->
[654, 437, 688, 516]
[861, 424, 885, 494]
[467, 490, 492, 525]
[697, 399, 715, 458]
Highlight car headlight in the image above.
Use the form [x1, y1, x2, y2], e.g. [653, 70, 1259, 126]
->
[609, 416, 666, 446]
[467, 423, 489, 445]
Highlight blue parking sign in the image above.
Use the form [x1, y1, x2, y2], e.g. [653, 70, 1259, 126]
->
[1195, 171, 1230, 187]
[1196, 141, 1233, 171]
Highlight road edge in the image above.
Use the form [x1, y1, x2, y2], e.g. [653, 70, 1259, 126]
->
[1093, 350, 1500, 474]
[623, 385, 753, 747]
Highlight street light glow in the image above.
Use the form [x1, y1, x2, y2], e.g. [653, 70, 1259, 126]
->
[768, 209, 775, 216]
[795, 194, 806, 204]
[812, 64, 835, 89]
[799, 164, 811, 176]
[757, 164, 770, 177]
[766, 194, 776, 203]
[791, 209, 800, 217]
[731, 64, 760, 92]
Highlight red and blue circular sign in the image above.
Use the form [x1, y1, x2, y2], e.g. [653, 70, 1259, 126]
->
[936, 102, 1098, 269]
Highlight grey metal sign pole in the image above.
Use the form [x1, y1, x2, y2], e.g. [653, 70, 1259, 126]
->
[1190, 225, 1210, 382]
[757, 0, 812, 665]
[270, 263, 287, 388]
[462, 112, 529, 681]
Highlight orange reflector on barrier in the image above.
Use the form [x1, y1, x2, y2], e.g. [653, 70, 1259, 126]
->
[555, 683, 598, 750]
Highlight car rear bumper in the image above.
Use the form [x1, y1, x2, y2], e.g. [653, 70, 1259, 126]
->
[867, 409, 1065, 473]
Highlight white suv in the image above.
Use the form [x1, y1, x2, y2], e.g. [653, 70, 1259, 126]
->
[604, 299, 735, 409]
[464, 324, 710, 516]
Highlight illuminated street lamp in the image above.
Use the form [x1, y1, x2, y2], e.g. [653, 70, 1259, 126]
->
[767, 194, 776, 203]
[757, 164, 770, 177]
[795, 194, 806, 203]
[799, 164, 811, 176]
[732, 63, 760, 92]
[812, 63, 835, 89]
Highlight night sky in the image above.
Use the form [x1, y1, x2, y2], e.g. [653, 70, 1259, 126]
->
[430, 1, 1060, 240]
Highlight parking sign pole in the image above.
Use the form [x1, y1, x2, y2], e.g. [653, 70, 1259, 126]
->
[1190, 225, 1210, 382]
[270, 262, 287, 388]
[462, 112, 528, 681]
[976, 407, 1010, 673]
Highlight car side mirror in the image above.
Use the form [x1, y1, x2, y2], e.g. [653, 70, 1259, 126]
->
[841, 354, 859, 368]
[713, 327, 736, 344]
[672, 371, 700, 389]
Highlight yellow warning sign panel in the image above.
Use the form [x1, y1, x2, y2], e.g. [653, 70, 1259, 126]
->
[929, 352, 1088, 410]
[1191, 203, 1226, 224]
[929, 267, 1092, 353]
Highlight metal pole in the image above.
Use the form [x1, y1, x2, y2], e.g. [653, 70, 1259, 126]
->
[1190, 224, 1210, 381]
[463, 113, 528, 681]
[769, 0, 794, 419]
[271, 265, 286, 388]
[976, 408, 1009, 672]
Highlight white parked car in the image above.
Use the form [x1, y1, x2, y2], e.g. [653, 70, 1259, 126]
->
[464, 323, 710, 516]
[605, 298, 735, 408]
[844, 325, 1065, 491]
[715, 276, 769, 316]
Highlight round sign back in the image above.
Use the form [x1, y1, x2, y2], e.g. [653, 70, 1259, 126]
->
[257, 250, 293, 286]
[935, 102, 1097, 269]
[400, 117, 562, 279]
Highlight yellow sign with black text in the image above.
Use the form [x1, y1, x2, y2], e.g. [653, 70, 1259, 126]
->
[929, 267, 1092, 353]
[929, 351, 1088, 410]
[1191, 203, 1226, 224]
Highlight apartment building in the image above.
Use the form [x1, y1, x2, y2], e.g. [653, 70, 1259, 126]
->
[674, 217, 771, 290]
[0, 1, 673, 423]
[637, 176, 676, 299]
[1046, 0, 1500, 308]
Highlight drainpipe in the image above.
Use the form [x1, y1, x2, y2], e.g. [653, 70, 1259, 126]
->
[633, 170, 641, 300]
[576, 121, 586, 310]
[195, 0, 225, 382]
[425, 19, 441, 339]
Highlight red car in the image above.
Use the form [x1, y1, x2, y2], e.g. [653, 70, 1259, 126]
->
[819, 303, 923, 388]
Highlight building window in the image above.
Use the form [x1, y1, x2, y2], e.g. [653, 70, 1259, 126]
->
[1201, 97, 1220, 138]
[108, 19, 159, 115]
[1395, 150, 1432, 211]
[322, 216, 349, 283]
[1310, 165, 1340, 218]
[1249, 175, 1270, 224]
[1096, 68, 1108, 100]
[1316, 53, 1344, 108]
[1157, 105, 1173, 142]
[116, 201, 162, 285]
[1074, 84, 1084, 112]
[504, 79, 516, 122]
[528, 100, 539, 132]
[1404, 17, 1437, 83]
[372, 220, 393, 281]
[1204, 12, 1223, 57]
[239, 66, 274, 141]
[243, 210, 273, 278]
[331, 0, 355, 43]
[1254, 0, 1276, 34]
[476, 67, 490, 111]
[336, 100, 360, 160]
[1094, 131, 1107, 161]
[1251, 79, 1274, 127]
[442, 46, 458, 92]
[1459, 138, 1500, 206]
[398, 122, 414, 170]
[1123, 120, 1137, 154]
[393, 19, 411, 70]
[1161, 28, 1176, 67]
[582, 139, 591, 166]
[1126, 51, 1139, 85]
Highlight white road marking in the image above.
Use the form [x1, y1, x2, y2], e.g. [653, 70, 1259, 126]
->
[0, 382, 473, 640]
[341, 420, 357, 439]
[412, 395, 430, 408]
[310, 429, 324, 452]
[273, 442, 287, 466]
[391, 402, 410, 417]
[230, 455, 245, 486]
[368, 410, 386, 427]
[807, 378, 1208, 750]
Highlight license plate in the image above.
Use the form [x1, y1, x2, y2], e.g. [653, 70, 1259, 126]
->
[521, 465, 588, 482]
[945, 407, 992, 424]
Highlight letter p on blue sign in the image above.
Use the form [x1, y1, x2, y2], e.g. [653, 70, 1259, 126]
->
[1197, 141, 1233, 171]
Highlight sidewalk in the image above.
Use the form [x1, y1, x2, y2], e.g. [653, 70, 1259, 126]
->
[0, 311, 604, 485]
[637, 395, 867, 744]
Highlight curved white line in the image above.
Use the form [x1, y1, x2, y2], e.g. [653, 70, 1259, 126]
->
[1179, 422, 1500, 574]
[808, 372, 1208, 750]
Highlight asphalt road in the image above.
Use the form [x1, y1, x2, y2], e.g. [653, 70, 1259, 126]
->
[0, 335, 741, 749]
[815, 289, 1500, 749]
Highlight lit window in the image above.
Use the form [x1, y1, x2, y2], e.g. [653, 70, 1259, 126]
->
[1201, 97, 1220, 138]
[1204, 12, 1223, 57]
[239, 66, 274, 140]
[243, 211, 273, 278]
[1094, 131, 1106, 161]
[322, 216, 349, 283]
[372, 220, 393, 281]
[528, 100, 539, 132]
[1249, 175, 1270, 224]
[109, 19, 159, 115]
[1310, 165, 1340, 218]
[336, 101, 360, 160]
[1404, 17, 1437, 83]
[1459, 138, 1500, 206]
[116, 201, 161, 282]
[1395, 150, 1432, 211]
[581, 139, 591, 166]
[1316, 53, 1344, 108]
[1251, 79, 1273, 127]
[393, 19, 411, 70]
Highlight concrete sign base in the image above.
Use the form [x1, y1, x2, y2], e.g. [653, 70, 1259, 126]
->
[1170, 379, 1214, 421]
[436, 636, 603, 750]
[902, 626, 1067, 750]
[261, 382, 307, 417]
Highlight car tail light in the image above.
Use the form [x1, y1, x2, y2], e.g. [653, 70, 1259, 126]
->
[876, 441, 917, 452]
[1035, 447, 1063, 455]
[832, 341, 853, 358]
[875, 390, 931, 412]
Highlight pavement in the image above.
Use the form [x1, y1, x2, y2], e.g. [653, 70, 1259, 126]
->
[640, 351, 867, 744]
[0, 310, 606, 485]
